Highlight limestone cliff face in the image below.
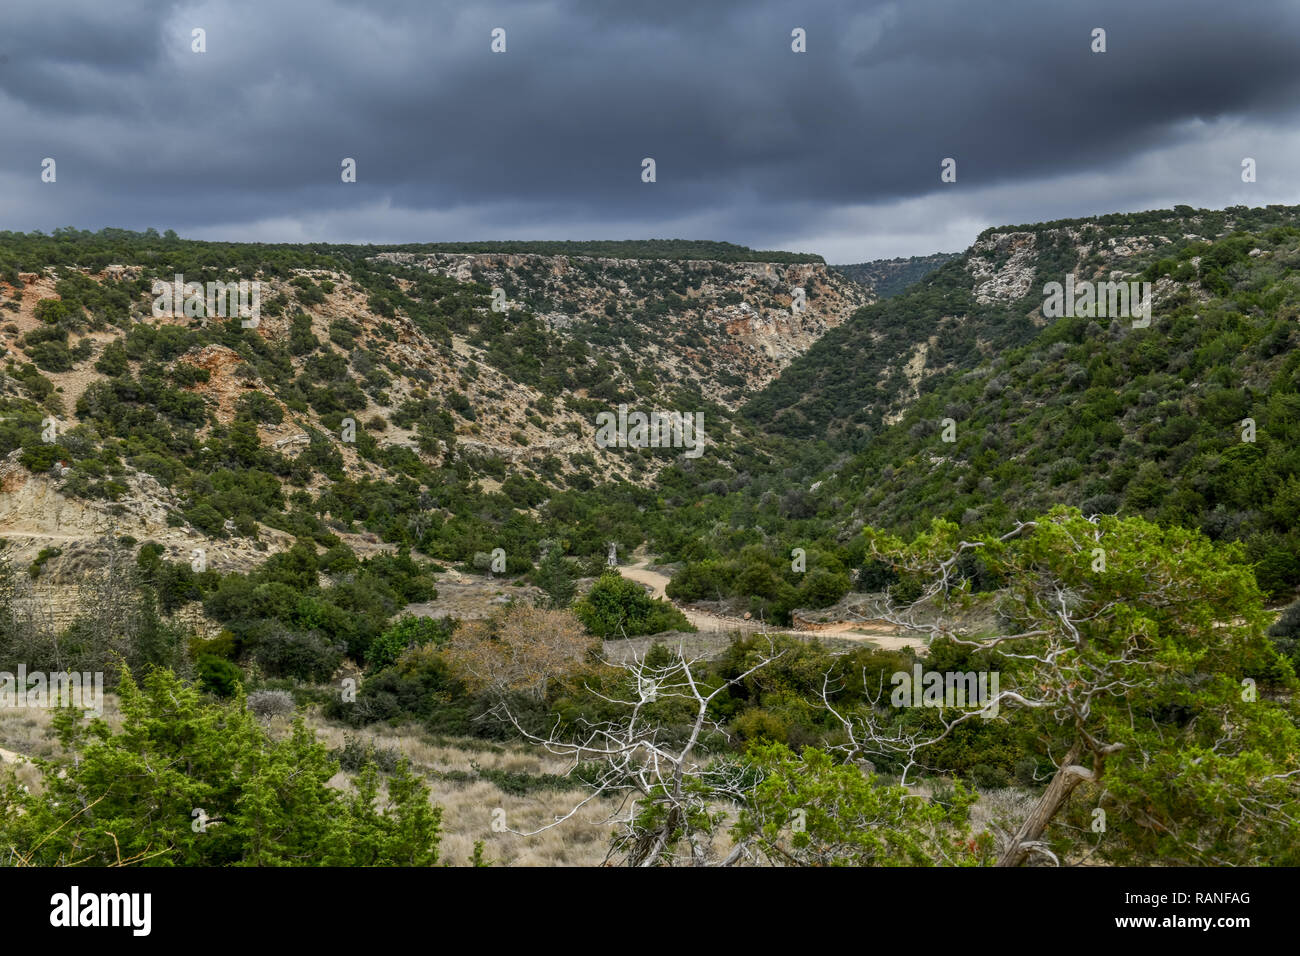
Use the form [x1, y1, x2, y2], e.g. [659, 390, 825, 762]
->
[0, 449, 293, 577]
[379, 252, 873, 401]
[965, 224, 1178, 307]
[0, 247, 870, 579]
[967, 231, 1039, 305]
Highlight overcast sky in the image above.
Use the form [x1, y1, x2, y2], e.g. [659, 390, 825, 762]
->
[3, 0, 1300, 262]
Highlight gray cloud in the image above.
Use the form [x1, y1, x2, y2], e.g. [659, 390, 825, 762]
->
[2, 0, 1298, 260]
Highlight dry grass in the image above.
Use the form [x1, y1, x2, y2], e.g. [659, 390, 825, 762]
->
[1, 694, 1036, 867]
[3, 695, 618, 865]
[293, 713, 617, 865]
[0, 693, 124, 757]
[0, 694, 125, 795]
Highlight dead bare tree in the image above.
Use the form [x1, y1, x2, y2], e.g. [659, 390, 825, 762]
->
[496, 640, 786, 866]
[498, 512, 1294, 867]
[0, 553, 59, 671]
[67, 533, 143, 675]
[443, 604, 593, 701]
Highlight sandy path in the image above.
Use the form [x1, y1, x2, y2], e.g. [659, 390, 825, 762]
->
[619, 563, 927, 652]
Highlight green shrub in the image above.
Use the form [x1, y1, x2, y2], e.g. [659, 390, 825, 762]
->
[250, 625, 345, 682]
[196, 653, 243, 697]
[368, 615, 456, 670]
[574, 570, 694, 639]
[1267, 599, 1300, 669]
[334, 734, 401, 773]
[27, 546, 62, 579]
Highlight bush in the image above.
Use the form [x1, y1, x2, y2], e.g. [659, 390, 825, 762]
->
[187, 502, 226, 536]
[237, 391, 284, 424]
[196, 654, 243, 697]
[328, 645, 472, 731]
[443, 605, 595, 701]
[251, 625, 345, 682]
[856, 558, 898, 592]
[334, 734, 401, 773]
[0, 667, 441, 866]
[26, 339, 73, 372]
[94, 340, 129, 376]
[969, 763, 1011, 790]
[666, 560, 729, 603]
[19, 443, 61, 474]
[247, 689, 295, 720]
[27, 546, 61, 579]
[1014, 757, 1042, 787]
[732, 707, 789, 744]
[887, 575, 925, 606]
[1079, 493, 1121, 516]
[368, 615, 455, 669]
[797, 568, 851, 609]
[1267, 598, 1300, 669]
[574, 570, 694, 639]
[533, 549, 577, 608]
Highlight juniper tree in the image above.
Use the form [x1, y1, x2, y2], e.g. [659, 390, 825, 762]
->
[0, 667, 441, 866]
[842, 507, 1300, 866]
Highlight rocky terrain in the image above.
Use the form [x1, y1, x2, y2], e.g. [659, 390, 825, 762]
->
[0, 242, 870, 580]
[745, 205, 1264, 444]
[380, 251, 872, 402]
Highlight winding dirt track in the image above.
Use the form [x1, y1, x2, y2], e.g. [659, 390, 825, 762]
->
[619, 563, 927, 652]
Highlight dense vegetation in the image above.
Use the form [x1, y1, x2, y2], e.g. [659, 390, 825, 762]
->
[818, 219, 1300, 600]
[382, 239, 823, 263]
[680, 206, 1300, 604]
[0, 668, 443, 866]
[833, 252, 959, 299]
[2, 205, 1300, 867]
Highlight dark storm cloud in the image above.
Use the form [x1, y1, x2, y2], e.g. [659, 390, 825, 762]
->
[2, 0, 1299, 258]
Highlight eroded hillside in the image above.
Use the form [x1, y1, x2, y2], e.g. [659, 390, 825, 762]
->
[380, 251, 870, 401]
[746, 204, 1296, 447]
[0, 235, 866, 580]
[735, 205, 1300, 602]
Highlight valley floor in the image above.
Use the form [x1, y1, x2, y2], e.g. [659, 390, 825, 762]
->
[618, 561, 928, 652]
[0, 691, 1039, 867]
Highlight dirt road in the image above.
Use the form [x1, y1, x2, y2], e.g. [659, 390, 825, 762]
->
[619, 562, 927, 652]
